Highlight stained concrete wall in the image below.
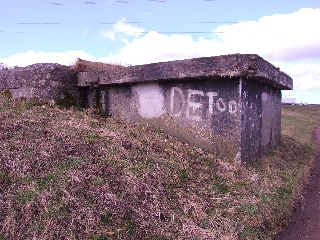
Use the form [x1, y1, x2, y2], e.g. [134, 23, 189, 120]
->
[86, 77, 282, 164]
[0, 63, 82, 104]
[240, 79, 282, 164]
[81, 54, 293, 164]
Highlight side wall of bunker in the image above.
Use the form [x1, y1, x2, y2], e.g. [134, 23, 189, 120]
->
[240, 79, 281, 164]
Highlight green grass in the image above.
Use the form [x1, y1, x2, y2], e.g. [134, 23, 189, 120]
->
[0, 94, 319, 239]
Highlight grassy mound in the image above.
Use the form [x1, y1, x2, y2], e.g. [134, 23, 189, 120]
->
[0, 94, 319, 239]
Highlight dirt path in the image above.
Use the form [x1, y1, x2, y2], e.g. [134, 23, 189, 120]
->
[275, 128, 320, 240]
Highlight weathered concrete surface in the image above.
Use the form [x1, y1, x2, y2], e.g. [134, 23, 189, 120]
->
[94, 79, 241, 161]
[81, 54, 292, 164]
[0, 63, 81, 104]
[78, 54, 292, 90]
[240, 79, 282, 162]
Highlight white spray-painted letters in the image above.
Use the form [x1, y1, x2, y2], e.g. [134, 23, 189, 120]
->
[169, 86, 237, 121]
[132, 84, 238, 120]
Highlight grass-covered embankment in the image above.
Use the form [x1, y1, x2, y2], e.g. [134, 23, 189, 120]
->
[0, 93, 319, 239]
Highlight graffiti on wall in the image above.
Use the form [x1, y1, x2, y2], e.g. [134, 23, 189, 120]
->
[132, 83, 238, 120]
[169, 87, 238, 121]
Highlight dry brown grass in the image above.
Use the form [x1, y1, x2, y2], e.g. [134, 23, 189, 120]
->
[70, 58, 125, 73]
[0, 95, 319, 240]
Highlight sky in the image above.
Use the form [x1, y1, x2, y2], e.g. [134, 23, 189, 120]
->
[0, 0, 320, 104]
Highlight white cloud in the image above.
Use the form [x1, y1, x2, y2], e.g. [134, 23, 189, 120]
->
[141, 11, 151, 16]
[98, 17, 144, 43]
[99, 8, 320, 64]
[0, 50, 93, 67]
[279, 62, 320, 90]
[100, 29, 116, 41]
[99, 31, 219, 65]
[83, 28, 90, 35]
[1, 8, 320, 95]
[214, 8, 320, 61]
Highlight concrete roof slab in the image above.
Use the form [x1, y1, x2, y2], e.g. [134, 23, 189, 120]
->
[77, 54, 293, 90]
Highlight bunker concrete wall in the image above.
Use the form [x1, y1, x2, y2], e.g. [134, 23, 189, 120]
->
[89, 78, 245, 162]
[89, 76, 283, 163]
[240, 79, 281, 164]
[79, 54, 292, 164]
[0, 64, 82, 104]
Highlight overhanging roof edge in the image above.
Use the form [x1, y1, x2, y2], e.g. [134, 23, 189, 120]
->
[77, 54, 293, 90]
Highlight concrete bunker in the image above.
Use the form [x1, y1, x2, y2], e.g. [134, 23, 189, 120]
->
[78, 54, 292, 164]
[0, 63, 83, 105]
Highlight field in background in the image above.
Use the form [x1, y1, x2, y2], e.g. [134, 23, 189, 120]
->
[0, 94, 319, 240]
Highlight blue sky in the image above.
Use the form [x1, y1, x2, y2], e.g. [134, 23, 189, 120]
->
[1, 0, 320, 103]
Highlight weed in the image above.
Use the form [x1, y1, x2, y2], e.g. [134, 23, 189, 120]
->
[35, 172, 60, 191]
[238, 204, 259, 216]
[46, 202, 68, 219]
[70, 58, 124, 73]
[90, 234, 108, 240]
[200, 156, 211, 165]
[93, 177, 104, 185]
[21, 190, 37, 204]
[88, 120, 99, 128]
[148, 236, 175, 240]
[55, 91, 79, 109]
[155, 128, 164, 134]
[101, 212, 113, 225]
[125, 218, 135, 235]
[0, 171, 11, 186]
[207, 206, 217, 216]
[22, 97, 43, 108]
[85, 132, 100, 143]
[179, 169, 189, 182]
[211, 183, 229, 195]
[0, 90, 12, 98]
[129, 131, 138, 138]
[58, 157, 85, 170]
[108, 148, 118, 155]
[238, 224, 264, 240]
